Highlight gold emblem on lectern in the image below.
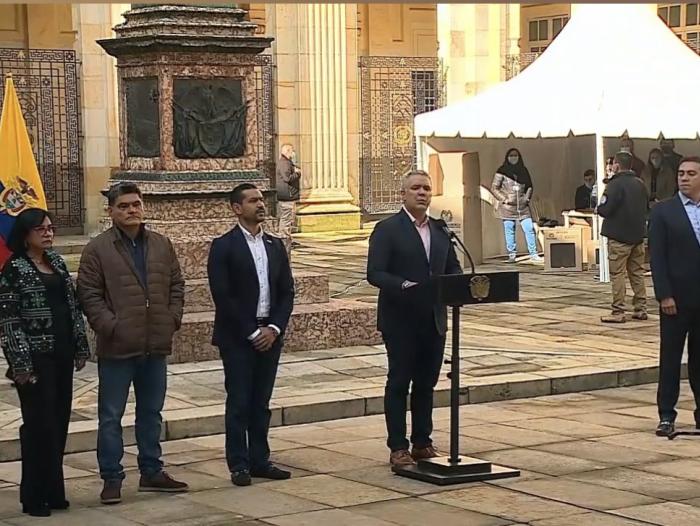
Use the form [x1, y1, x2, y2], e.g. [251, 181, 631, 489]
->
[469, 275, 491, 301]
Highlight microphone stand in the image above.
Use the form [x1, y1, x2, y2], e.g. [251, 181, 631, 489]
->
[438, 220, 476, 275]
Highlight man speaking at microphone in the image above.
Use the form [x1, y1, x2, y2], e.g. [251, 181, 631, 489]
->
[367, 169, 462, 469]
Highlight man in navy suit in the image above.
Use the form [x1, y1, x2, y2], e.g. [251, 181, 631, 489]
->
[367, 170, 462, 468]
[207, 183, 295, 485]
[650, 157, 700, 437]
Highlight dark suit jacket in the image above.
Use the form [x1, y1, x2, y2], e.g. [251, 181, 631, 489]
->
[574, 184, 594, 210]
[207, 225, 295, 348]
[649, 194, 700, 310]
[367, 209, 463, 336]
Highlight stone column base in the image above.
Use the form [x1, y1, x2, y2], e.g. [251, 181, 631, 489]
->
[296, 202, 361, 232]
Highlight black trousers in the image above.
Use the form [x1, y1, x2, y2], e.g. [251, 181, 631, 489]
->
[382, 324, 445, 452]
[15, 353, 74, 509]
[219, 341, 282, 473]
[657, 306, 700, 422]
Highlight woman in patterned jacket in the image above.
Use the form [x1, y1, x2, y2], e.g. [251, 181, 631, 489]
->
[0, 208, 90, 517]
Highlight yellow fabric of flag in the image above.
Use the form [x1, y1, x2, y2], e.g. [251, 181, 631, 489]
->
[0, 75, 47, 215]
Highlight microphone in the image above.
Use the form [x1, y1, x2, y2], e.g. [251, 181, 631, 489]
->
[435, 218, 476, 275]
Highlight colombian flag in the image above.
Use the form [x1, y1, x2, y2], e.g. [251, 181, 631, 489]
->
[0, 75, 47, 268]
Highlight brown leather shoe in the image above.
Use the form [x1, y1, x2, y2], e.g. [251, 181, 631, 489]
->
[601, 313, 626, 323]
[389, 449, 416, 467]
[138, 470, 189, 493]
[100, 479, 122, 505]
[411, 445, 440, 461]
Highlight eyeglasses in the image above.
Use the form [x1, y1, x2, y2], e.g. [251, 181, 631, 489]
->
[32, 225, 57, 235]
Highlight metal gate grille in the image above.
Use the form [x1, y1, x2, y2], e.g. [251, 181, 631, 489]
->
[0, 48, 84, 232]
[254, 54, 275, 181]
[359, 56, 444, 215]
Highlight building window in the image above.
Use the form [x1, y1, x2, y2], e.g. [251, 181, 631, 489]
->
[552, 16, 569, 38]
[687, 3, 699, 26]
[659, 4, 682, 27]
[529, 19, 549, 42]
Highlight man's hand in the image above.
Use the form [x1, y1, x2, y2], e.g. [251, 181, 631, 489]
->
[75, 358, 87, 371]
[660, 297, 677, 316]
[14, 372, 34, 386]
[294, 167, 301, 174]
[252, 327, 277, 352]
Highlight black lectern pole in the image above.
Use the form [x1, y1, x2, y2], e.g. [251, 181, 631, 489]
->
[449, 305, 460, 464]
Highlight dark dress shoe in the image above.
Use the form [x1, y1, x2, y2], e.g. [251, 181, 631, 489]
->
[231, 470, 252, 487]
[656, 420, 675, 437]
[250, 465, 291, 480]
[49, 499, 70, 510]
[23, 503, 51, 517]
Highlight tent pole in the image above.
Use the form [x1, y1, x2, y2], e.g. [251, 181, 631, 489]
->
[595, 133, 610, 283]
[416, 136, 428, 172]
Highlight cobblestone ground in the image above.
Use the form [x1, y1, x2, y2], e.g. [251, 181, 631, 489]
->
[1, 384, 700, 524]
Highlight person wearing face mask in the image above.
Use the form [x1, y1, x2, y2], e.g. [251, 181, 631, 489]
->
[575, 169, 597, 210]
[619, 137, 645, 178]
[642, 148, 677, 205]
[491, 148, 543, 264]
[597, 151, 649, 324]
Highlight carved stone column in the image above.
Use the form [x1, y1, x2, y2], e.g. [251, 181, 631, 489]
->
[273, 3, 360, 232]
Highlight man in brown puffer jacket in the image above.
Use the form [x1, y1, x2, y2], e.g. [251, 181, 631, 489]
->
[77, 182, 187, 505]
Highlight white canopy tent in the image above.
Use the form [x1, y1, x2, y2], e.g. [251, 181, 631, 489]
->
[415, 4, 700, 281]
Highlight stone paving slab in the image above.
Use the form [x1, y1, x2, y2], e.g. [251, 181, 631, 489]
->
[2, 384, 699, 524]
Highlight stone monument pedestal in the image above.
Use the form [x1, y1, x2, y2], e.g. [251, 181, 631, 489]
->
[95, 5, 381, 363]
[98, 4, 276, 277]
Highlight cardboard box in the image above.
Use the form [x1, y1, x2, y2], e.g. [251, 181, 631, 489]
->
[541, 227, 584, 272]
[584, 238, 600, 270]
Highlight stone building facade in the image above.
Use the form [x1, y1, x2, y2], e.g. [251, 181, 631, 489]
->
[0, 3, 692, 234]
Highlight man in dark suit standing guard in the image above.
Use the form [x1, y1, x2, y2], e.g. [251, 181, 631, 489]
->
[367, 170, 462, 468]
[649, 157, 700, 437]
[207, 183, 295, 485]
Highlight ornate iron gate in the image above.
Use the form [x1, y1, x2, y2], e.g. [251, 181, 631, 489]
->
[0, 48, 84, 232]
[359, 56, 444, 215]
[254, 54, 275, 182]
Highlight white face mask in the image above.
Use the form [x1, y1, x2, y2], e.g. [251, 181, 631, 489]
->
[507, 156, 519, 165]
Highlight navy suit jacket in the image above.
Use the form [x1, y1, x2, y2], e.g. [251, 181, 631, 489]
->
[649, 194, 700, 310]
[367, 209, 463, 336]
[207, 225, 295, 348]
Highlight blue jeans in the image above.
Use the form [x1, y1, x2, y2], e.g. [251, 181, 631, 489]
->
[97, 356, 167, 481]
[503, 218, 538, 257]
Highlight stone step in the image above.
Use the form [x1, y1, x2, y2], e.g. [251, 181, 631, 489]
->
[185, 271, 329, 313]
[53, 235, 90, 255]
[171, 299, 381, 362]
[0, 362, 662, 462]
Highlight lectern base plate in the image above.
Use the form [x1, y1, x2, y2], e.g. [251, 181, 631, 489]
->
[392, 455, 520, 485]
